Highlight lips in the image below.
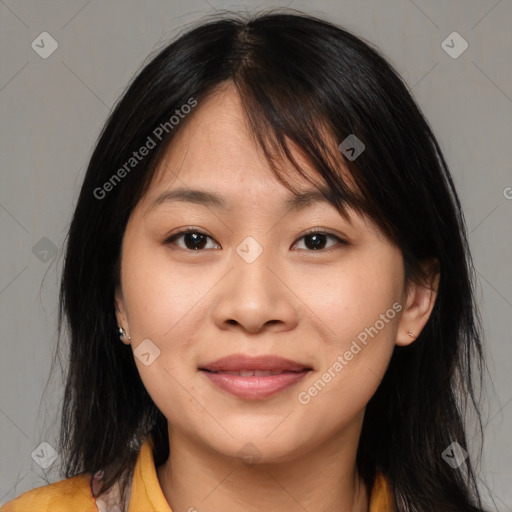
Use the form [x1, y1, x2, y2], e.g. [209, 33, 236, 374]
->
[214, 370, 292, 376]
[199, 354, 311, 373]
[199, 354, 312, 400]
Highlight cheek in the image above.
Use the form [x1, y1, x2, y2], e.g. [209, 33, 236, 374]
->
[299, 248, 402, 407]
[305, 247, 403, 347]
[121, 243, 208, 343]
[120, 243, 207, 423]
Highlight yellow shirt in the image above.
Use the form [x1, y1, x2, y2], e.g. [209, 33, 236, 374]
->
[2, 436, 394, 511]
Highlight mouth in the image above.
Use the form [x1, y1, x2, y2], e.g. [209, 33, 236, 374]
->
[202, 369, 301, 376]
[198, 354, 312, 399]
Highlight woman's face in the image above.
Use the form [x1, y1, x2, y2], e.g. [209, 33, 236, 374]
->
[115, 83, 427, 463]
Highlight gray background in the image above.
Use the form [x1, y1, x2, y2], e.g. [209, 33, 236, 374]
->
[0, 0, 511, 510]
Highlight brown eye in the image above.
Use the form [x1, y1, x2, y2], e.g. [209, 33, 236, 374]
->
[293, 231, 347, 251]
[166, 230, 220, 251]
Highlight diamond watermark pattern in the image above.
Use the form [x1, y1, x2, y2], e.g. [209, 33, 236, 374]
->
[442, 441, 469, 468]
[338, 134, 365, 161]
[237, 442, 262, 467]
[441, 32, 468, 59]
[134, 338, 161, 366]
[31, 32, 59, 59]
[31, 441, 58, 469]
[32, 237, 58, 263]
[236, 236, 263, 264]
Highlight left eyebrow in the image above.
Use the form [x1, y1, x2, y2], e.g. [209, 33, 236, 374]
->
[149, 185, 336, 212]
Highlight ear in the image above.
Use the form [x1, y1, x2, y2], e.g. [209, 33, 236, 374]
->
[396, 258, 440, 346]
[114, 286, 131, 345]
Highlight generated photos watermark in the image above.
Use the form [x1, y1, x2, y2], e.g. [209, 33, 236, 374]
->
[297, 301, 403, 405]
[93, 97, 197, 200]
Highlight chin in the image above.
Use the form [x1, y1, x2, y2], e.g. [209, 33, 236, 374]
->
[202, 430, 312, 466]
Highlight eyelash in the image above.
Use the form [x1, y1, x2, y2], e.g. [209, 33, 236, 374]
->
[164, 227, 348, 253]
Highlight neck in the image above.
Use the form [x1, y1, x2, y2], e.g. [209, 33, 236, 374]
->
[156, 420, 369, 512]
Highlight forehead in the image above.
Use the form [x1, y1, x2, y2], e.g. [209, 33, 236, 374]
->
[145, 84, 335, 207]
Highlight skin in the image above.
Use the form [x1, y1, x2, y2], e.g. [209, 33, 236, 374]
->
[115, 82, 439, 512]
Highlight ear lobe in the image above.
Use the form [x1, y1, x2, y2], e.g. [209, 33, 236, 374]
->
[396, 258, 440, 347]
[114, 288, 130, 345]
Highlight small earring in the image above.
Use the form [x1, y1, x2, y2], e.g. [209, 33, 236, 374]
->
[118, 326, 131, 341]
[407, 331, 415, 338]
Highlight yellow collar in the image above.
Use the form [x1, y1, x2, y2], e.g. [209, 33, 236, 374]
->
[2, 435, 393, 511]
[125, 436, 394, 511]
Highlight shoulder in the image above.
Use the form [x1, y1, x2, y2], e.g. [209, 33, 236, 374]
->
[369, 471, 395, 512]
[1, 474, 97, 512]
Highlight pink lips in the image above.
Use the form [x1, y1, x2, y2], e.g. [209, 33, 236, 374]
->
[199, 354, 312, 400]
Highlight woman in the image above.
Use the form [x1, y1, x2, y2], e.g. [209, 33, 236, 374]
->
[3, 9, 489, 512]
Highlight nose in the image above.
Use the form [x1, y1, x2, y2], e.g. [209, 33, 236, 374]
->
[211, 249, 299, 335]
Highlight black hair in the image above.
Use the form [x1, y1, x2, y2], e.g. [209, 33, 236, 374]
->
[55, 9, 489, 511]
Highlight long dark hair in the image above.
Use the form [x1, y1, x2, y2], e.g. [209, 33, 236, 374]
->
[55, 9, 489, 511]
